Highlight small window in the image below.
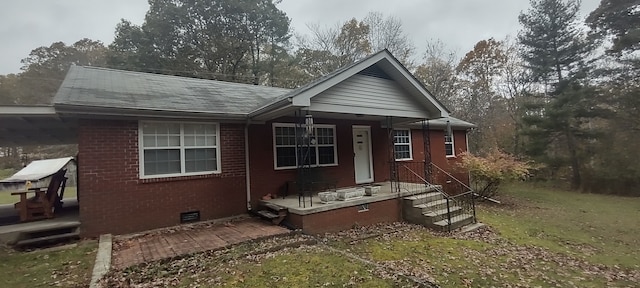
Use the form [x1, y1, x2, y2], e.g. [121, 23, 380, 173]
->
[445, 131, 455, 157]
[393, 129, 412, 161]
[139, 121, 220, 178]
[273, 123, 337, 169]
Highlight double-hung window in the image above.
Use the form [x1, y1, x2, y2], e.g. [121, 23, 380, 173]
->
[445, 131, 455, 157]
[273, 123, 337, 169]
[393, 129, 412, 161]
[139, 121, 220, 178]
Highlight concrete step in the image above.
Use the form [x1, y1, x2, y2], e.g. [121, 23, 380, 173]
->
[423, 206, 463, 222]
[431, 214, 475, 232]
[261, 202, 287, 213]
[403, 192, 444, 206]
[15, 231, 80, 247]
[256, 210, 278, 219]
[414, 199, 448, 211]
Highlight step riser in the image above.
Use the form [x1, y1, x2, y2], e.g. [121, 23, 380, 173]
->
[424, 208, 464, 222]
[404, 194, 445, 206]
[403, 191, 475, 232]
[430, 217, 475, 232]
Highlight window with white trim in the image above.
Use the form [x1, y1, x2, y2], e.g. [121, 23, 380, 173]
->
[139, 121, 220, 178]
[393, 129, 412, 160]
[273, 123, 337, 169]
[445, 131, 455, 157]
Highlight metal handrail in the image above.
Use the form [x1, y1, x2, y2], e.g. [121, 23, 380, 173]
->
[397, 162, 477, 231]
[431, 162, 473, 192]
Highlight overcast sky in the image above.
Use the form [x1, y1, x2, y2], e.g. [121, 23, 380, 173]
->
[0, 0, 600, 75]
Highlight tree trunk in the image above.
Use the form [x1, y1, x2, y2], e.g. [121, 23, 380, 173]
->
[565, 128, 581, 190]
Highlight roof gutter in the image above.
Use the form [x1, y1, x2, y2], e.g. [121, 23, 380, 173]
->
[54, 104, 248, 121]
[247, 97, 293, 118]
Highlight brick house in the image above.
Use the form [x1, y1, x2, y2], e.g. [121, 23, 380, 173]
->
[0, 50, 476, 236]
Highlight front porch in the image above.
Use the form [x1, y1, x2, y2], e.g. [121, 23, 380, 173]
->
[262, 181, 438, 215]
[260, 181, 440, 234]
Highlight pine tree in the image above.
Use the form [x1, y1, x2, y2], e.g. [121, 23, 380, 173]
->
[518, 0, 599, 189]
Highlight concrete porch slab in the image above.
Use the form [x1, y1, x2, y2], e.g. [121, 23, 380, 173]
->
[262, 181, 439, 215]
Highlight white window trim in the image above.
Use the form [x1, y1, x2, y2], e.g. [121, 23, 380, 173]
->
[445, 130, 455, 158]
[272, 123, 338, 170]
[393, 129, 413, 161]
[138, 121, 221, 179]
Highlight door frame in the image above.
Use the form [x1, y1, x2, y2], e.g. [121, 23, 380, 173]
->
[352, 125, 374, 184]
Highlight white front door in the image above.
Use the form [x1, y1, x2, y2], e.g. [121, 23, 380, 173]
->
[353, 126, 373, 184]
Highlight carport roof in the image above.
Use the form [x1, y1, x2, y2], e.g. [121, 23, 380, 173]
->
[0, 106, 77, 146]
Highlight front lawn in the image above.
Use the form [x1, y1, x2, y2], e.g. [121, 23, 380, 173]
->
[0, 240, 97, 288]
[480, 183, 640, 269]
[103, 183, 640, 287]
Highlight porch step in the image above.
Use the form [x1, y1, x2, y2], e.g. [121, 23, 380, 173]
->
[256, 202, 287, 225]
[402, 190, 475, 232]
[423, 206, 463, 221]
[13, 222, 81, 247]
[256, 210, 279, 219]
[15, 231, 80, 247]
[432, 214, 475, 232]
[414, 199, 448, 210]
[404, 192, 444, 205]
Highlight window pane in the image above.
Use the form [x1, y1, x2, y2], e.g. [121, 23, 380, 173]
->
[144, 149, 181, 175]
[185, 148, 217, 172]
[299, 146, 317, 166]
[276, 147, 296, 167]
[316, 128, 334, 144]
[395, 144, 410, 160]
[445, 144, 454, 156]
[275, 126, 296, 146]
[318, 146, 335, 165]
[184, 135, 195, 146]
[143, 135, 156, 148]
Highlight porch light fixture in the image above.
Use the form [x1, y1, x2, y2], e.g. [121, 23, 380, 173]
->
[446, 119, 452, 136]
[305, 114, 314, 135]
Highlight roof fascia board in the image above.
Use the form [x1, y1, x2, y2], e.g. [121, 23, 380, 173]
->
[54, 104, 247, 121]
[0, 106, 57, 116]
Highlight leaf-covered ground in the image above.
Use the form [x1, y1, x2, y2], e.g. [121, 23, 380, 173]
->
[0, 240, 97, 288]
[102, 183, 640, 287]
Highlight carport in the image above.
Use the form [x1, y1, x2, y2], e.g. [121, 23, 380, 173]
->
[0, 105, 81, 246]
[0, 105, 78, 146]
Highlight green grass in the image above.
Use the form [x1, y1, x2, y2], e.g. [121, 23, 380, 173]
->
[0, 240, 97, 288]
[110, 244, 412, 287]
[0, 187, 77, 205]
[480, 182, 640, 269]
[0, 168, 16, 180]
[104, 183, 640, 287]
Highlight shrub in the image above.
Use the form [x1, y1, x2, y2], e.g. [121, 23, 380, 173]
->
[458, 151, 535, 199]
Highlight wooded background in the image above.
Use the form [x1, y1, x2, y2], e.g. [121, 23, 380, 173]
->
[1, 0, 637, 195]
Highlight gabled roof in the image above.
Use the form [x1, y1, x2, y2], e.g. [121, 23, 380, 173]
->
[53, 50, 452, 121]
[53, 66, 290, 119]
[249, 49, 450, 120]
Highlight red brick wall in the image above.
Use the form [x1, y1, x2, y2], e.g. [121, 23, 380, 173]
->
[77, 119, 247, 237]
[248, 118, 393, 209]
[287, 199, 401, 234]
[407, 128, 471, 191]
[247, 119, 471, 207]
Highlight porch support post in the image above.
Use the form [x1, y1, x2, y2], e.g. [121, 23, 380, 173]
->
[422, 119, 432, 184]
[386, 116, 399, 193]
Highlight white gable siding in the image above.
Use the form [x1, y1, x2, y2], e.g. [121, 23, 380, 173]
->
[308, 74, 429, 118]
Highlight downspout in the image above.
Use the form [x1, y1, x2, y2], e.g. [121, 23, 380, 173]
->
[245, 120, 252, 211]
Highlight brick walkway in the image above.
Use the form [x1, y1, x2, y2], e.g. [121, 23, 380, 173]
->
[111, 218, 290, 269]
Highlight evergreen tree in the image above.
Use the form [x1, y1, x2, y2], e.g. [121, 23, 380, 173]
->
[518, 0, 600, 189]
